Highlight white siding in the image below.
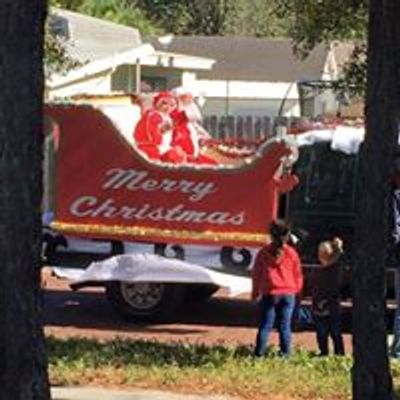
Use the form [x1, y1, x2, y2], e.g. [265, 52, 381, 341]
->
[49, 72, 111, 99]
[192, 79, 301, 117]
[202, 98, 300, 118]
[196, 80, 299, 100]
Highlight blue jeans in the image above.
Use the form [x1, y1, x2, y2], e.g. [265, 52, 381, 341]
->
[255, 294, 296, 357]
[390, 268, 400, 357]
[313, 310, 344, 355]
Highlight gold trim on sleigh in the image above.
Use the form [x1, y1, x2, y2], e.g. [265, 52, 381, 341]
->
[51, 221, 267, 245]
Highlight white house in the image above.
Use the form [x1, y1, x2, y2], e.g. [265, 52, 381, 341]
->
[47, 9, 215, 99]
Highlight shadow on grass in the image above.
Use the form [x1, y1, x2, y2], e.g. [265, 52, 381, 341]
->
[47, 336, 258, 368]
[46, 335, 358, 372]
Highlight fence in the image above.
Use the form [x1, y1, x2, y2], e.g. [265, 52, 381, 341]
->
[203, 115, 301, 141]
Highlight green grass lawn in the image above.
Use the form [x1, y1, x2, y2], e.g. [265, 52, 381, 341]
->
[47, 336, 400, 400]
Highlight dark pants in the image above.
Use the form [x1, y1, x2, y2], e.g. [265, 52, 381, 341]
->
[255, 294, 296, 357]
[313, 310, 344, 355]
[390, 268, 400, 357]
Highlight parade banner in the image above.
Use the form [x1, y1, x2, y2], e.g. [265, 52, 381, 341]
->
[45, 104, 293, 247]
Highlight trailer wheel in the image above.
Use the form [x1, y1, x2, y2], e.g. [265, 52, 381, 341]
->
[105, 281, 184, 321]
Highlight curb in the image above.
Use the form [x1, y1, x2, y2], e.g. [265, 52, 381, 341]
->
[51, 387, 233, 400]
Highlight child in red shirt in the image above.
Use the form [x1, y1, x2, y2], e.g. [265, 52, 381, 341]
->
[252, 220, 303, 357]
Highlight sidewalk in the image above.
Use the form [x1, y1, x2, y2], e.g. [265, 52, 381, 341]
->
[51, 387, 234, 400]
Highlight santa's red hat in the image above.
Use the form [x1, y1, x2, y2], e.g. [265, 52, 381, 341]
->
[153, 91, 175, 108]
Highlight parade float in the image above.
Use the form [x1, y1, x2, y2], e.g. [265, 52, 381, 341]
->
[42, 93, 299, 320]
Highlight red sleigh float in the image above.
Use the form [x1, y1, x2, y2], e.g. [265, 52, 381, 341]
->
[44, 99, 298, 249]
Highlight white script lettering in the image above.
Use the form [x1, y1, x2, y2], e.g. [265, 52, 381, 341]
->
[102, 168, 218, 202]
[69, 196, 246, 227]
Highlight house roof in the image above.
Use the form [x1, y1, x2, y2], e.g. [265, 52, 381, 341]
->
[48, 10, 215, 89]
[147, 36, 331, 82]
[49, 8, 142, 63]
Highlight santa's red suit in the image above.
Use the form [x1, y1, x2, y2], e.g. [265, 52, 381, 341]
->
[170, 108, 216, 165]
[170, 109, 194, 155]
[133, 92, 185, 163]
[133, 109, 165, 160]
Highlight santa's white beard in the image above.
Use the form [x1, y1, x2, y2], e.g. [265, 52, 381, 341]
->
[182, 102, 202, 122]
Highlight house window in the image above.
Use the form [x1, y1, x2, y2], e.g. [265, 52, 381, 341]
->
[141, 76, 167, 91]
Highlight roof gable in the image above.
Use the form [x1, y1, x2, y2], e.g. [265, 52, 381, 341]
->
[50, 8, 142, 64]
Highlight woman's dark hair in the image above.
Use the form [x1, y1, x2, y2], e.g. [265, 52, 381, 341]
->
[269, 220, 290, 257]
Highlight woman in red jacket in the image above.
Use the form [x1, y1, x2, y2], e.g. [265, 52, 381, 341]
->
[251, 220, 303, 357]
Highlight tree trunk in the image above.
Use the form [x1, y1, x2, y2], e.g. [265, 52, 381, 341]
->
[352, 1, 400, 399]
[0, 2, 50, 400]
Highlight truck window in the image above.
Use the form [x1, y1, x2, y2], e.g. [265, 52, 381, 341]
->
[290, 142, 358, 216]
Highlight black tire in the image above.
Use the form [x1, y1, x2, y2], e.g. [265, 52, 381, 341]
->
[184, 283, 219, 303]
[105, 281, 184, 322]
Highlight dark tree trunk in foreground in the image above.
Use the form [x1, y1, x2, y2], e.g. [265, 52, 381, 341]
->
[0, 2, 50, 400]
[352, 1, 400, 399]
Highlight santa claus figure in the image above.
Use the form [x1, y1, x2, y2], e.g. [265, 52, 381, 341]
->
[170, 87, 216, 165]
[133, 91, 185, 163]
